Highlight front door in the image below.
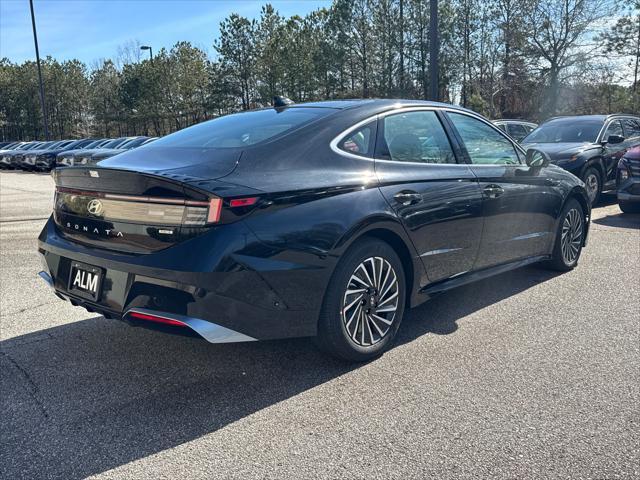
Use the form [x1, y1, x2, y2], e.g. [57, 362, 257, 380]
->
[374, 109, 484, 283]
[601, 119, 628, 184]
[445, 111, 562, 269]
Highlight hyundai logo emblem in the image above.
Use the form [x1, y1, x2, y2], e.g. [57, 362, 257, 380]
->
[87, 199, 104, 216]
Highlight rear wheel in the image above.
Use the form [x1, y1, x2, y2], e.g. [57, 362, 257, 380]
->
[619, 200, 640, 213]
[582, 167, 601, 206]
[544, 198, 585, 271]
[316, 238, 406, 362]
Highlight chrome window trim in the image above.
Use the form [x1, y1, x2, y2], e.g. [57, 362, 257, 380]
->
[330, 105, 525, 167]
[596, 116, 639, 142]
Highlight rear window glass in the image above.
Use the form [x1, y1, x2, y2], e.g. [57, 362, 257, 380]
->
[152, 107, 333, 149]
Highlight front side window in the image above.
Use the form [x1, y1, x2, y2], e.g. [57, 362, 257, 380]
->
[338, 122, 375, 157]
[604, 120, 624, 139]
[379, 110, 456, 164]
[448, 112, 520, 165]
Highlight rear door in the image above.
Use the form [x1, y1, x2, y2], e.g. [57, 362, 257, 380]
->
[445, 111, 562, 269]
[373, 109, 484, 283]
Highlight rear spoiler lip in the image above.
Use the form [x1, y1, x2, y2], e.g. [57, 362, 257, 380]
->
[53, 165, 265, 199]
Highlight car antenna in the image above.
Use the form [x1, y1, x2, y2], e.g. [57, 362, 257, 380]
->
[273, 96, 294, 109]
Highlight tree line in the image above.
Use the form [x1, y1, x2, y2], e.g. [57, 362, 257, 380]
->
[0, 0, 638, 141]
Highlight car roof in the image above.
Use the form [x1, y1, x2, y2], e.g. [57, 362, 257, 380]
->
[545, 114, 639, 123]
[494, 119, 537, 124]
[286, 98, 471, 113]
[282, 98, 479, 119]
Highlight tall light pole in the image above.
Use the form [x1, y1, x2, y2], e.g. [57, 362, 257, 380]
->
[429, 0, 439, 102]
[29, 0, 49, 140]
[140, 45, 153, 61]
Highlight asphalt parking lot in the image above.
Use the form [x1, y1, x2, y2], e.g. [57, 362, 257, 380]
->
[0, 170, 638, 479]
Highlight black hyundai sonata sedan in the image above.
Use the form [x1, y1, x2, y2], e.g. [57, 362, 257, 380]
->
[38, 99, 591, 361]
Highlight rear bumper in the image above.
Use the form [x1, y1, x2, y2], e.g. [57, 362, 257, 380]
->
[38, 216, 328, 342]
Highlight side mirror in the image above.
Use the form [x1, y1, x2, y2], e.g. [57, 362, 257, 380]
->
[605, 134, 625, 145]
[526, 148, 550, 168]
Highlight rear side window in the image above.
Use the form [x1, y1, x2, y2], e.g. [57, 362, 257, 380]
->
[152, 107, 333, 149]
[379, 110, 456, 164]
[448, 112, 521, 165]
[338, 121, 375, 157]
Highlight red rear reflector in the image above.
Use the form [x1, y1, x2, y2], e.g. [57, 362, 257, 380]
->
[207, 198, 223, 223]
[229, 197, 258, 208]
[128, 311, 186, 327]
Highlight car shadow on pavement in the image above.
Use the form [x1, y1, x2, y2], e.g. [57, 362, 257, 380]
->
[0, 265, 558, 479]
[592, 211, 640, 230]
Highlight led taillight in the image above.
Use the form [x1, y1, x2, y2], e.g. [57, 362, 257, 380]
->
[128, 311, 186, 327]
[55, 187, 223, 226]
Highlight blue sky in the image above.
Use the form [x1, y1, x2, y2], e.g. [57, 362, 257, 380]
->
[0, 0, 330, 65]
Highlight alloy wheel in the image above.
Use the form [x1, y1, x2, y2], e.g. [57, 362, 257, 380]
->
[341, 256, 399, 347]
[561, 208, 583, 265]
[585, 173, 599, 204]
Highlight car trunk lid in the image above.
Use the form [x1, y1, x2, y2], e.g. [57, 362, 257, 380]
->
[52, 165, 261, 254]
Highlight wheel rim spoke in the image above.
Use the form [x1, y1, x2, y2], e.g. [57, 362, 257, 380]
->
[356, 263, 375, 289]
[378, 289, 398, 307]
[342, 256, 399, 347]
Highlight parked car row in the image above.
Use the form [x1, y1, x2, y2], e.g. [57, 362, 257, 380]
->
[493, 114, 640, 211]
[0, 136, 157, 172]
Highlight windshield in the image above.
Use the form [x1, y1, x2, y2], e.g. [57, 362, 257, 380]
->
[103, 138, 130, 148]
[23, 142, 43, 150]
[83, 140, 103, 149]
[42, 141, 64, 150]
[119, 137, 148, 149]
[524, 119, 603, 143]
[151, 107, 334, 149]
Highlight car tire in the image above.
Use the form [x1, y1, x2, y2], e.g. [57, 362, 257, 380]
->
[544, 198, 585, 271]
[316, 238, 406, 362]
[619, 200, 640, 214]
[582, 167, 601, 206]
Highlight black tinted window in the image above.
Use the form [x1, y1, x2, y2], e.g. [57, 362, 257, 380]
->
[153, 108, 333, 149]
[381, 111, 455, 164]
[524, 119, 602, 143]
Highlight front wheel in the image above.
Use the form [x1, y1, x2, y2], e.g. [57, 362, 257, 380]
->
[582, 167, 601, 206]
[544, 198, 585, 271]
[316, 238, 406, 362]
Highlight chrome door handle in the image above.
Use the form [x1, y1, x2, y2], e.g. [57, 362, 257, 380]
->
[483, 185, 504, 198]
[394, 191, 422, 205]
